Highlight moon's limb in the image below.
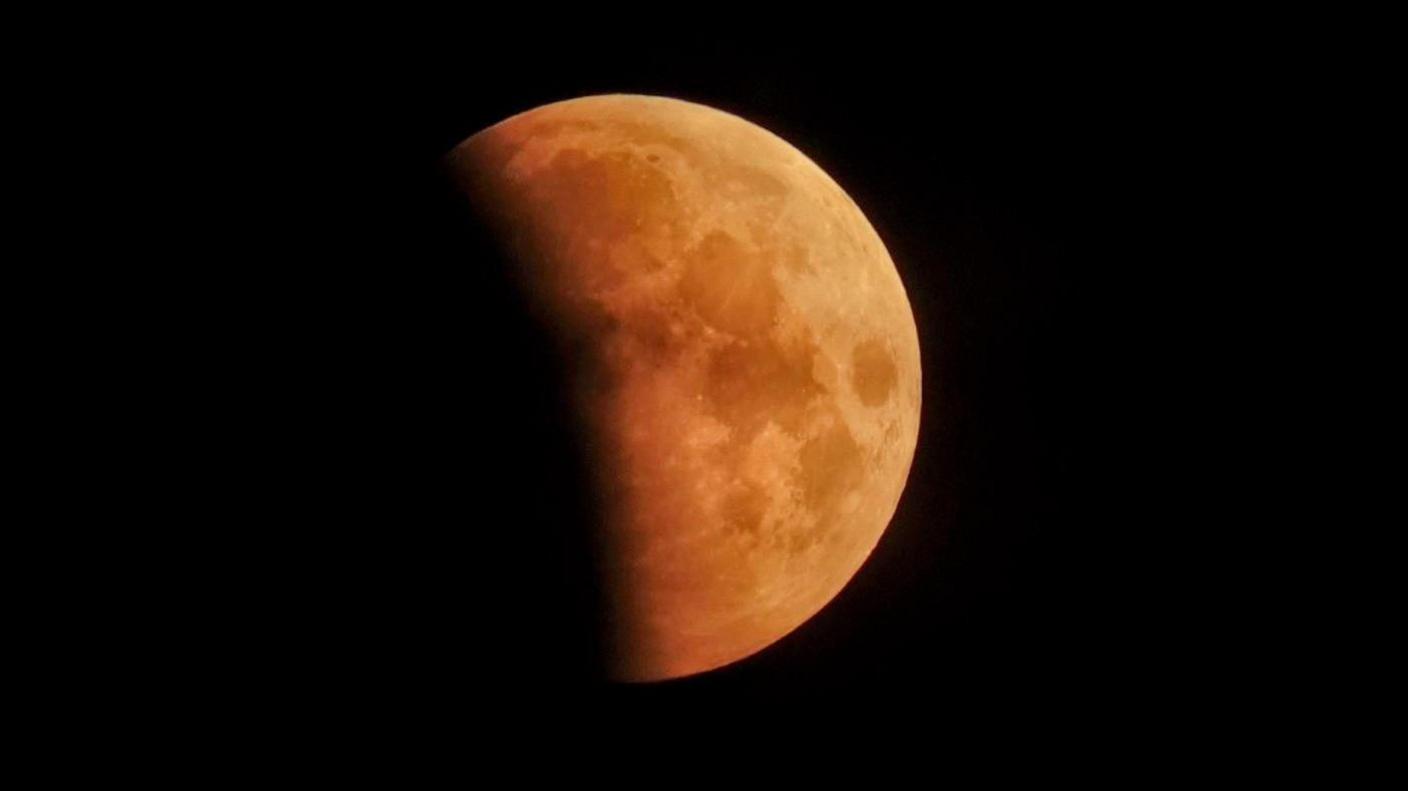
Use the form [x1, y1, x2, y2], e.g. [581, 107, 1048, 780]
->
[447, 95, 921, 681]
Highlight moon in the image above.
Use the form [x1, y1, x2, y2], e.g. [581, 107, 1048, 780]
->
[446, 95, 921, 682]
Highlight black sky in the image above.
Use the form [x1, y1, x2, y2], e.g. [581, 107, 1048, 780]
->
[267, 27, 1188, 723]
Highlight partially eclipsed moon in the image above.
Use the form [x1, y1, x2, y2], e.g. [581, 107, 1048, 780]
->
[447, 95, 921, 682]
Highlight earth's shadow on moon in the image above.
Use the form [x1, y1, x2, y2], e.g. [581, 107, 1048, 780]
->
[392, 170, 617, 687]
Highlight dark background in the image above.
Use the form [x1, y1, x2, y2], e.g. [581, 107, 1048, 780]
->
[269, 28, 1187, 723]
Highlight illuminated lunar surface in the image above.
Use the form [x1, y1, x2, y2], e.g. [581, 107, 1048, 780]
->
[446, 95, 921, 682]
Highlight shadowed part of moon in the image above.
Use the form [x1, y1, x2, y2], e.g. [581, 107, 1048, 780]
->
[445, 95, 922, 682]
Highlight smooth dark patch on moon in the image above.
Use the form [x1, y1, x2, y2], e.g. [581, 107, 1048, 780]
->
[703, 336, 820, 439]
[798, 414, 865, 539]
[851, 338, 898, 407]
[678, 230, 781, 337]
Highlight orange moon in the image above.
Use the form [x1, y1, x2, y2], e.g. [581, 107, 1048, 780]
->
[446, 95, 921, 682]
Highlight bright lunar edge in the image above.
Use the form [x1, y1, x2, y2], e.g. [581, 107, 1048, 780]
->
[445, 95, 921, 682]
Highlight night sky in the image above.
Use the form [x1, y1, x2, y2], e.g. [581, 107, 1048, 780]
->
[276, 28, 1179, 721]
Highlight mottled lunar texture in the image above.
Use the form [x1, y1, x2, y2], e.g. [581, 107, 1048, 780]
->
[447, 95, 921, 681]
